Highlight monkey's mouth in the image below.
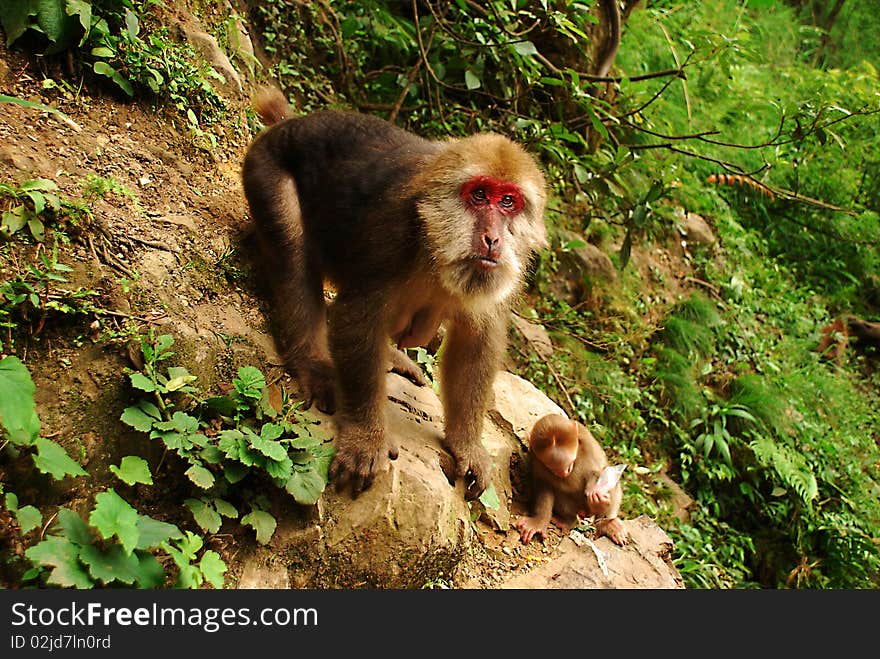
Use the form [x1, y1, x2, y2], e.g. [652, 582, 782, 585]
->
[476, 256, 499, 270]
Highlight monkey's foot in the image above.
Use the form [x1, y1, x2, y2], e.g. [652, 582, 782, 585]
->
[293, 360, 337, 414]
[515, 516, 548, 544]
[388, 348, 428, 386]
[440, 440, 492, 500]
[595, 517, 628, 546]
[550, 516, 576, 532]
[329, 424, 398, 497]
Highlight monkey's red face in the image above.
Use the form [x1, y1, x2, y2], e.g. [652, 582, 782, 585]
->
[460, 176, 524, 271]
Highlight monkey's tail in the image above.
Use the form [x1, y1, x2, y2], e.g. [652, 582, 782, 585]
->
[253, 87, 291, 126]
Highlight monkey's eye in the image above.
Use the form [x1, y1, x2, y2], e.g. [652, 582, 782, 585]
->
[471, 188, 488, 203]
[499, 194, 516, 209]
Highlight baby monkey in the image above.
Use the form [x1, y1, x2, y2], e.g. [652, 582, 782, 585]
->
[516, 414, 628, 546]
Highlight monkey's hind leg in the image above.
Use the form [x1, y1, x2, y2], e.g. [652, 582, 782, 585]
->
[245, 164, 336, 413]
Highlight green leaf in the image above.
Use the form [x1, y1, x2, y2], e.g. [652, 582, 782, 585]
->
[213, 498, 238, 518]
[285, 468, 326, 506]
[120, 402, 161, 432]
[57, 507, 93, 546]
[250, 434, 288, 462]
[234, 365, 266, 395]
[185, 463, 215, 489]
[242, 509, 276, 545]
[33, 436, 87, 479]
[25, 536, 93, 588]
[135, 514, 182, 550]
[184, 498, 222, 533]
[199, 550, 227, 588]
[79, 543, 140, 585]
[16, 505, 43, 534]
[91, 46, 115, 58]
[223, 461, 248, 484]
[0, 2, 37, 46]
[134, 552, 165, 588]
[110, 455, 153, 485]
[89, 489, 140, 554]
[0, 355, 41, 445]
[124, 7, 139, 38]
[478, 483, 500, 510]
[93, 61, 134, 97]
[464, 69, 481, 90]
[129, 372, 156, 392]
[512, 40, 537, 56]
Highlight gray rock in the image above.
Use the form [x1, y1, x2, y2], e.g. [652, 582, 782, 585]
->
[511, 315, 554, 359]
[675, 209, 716, 245]
[178, 21, 243, 94]
[274, 374, 473, 588]
[501, 515, 684, 589]
[237, 553, 290, 589]
[558, 229, 618, 282]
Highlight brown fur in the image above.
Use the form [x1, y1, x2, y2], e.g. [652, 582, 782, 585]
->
[516, 414, 628, 546]
[241, 88, 547, 499]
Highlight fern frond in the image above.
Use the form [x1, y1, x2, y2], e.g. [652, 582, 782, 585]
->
[750, 436, 819, 506]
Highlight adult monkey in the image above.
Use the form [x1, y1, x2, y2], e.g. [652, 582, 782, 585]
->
[242, 89, 548, 499]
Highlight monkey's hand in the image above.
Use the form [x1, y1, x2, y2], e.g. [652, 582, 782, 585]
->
[440, 440, 492, 500]
[586, 488, 611, 509]
[515, 516, 548, 544]
[329, 423, 399, 497]
[388, 348, 428, 387]
[297, 361, 337, 414]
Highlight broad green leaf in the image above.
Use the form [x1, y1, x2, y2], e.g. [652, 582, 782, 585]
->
[242, 509, 276, 545]
[185, 498, 222, 533]
[120, 402, 161, 432]
[264, 455, 293, 481]
[0, 355, 41, 445]
[199, 550, 227, 589]
[309, 443, 335, 481]
[464, 69, 481, 90]
[186, 463, 215, 489]
[20, 178, 59, 192]
[512, 40, 537, 56]
[478, 483, 500, 510]
[92, 61, 134, 97]
[0, 2, 37, 45]
[33, 436, 87, 479]
[204, 395, 237, 416]
[89, 489, 140, 554]
[25, 536, 94, 588]
[128, 372, 156, 392]
[4, 492, 18, 512]
[260, 422, 283, 441]
[57, 507, 93, 546]
[250, 434, 288, 462]
[134, 552, 165, 588]
[16, 505, 42, 534]
[110, 455, 153, 485]
[213, 498, 238, 518]
[285, 468, 325, 506]
[135, 514, 182, 550]
[165, 373, 197, 392]
[79, 543, 140, 585]
[223, 461, 248, 484]
[235, 365, 266, 395]
[91, 46, 115, 58]
[2, 207, 28, 235]
[124, 7, 139, 38]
